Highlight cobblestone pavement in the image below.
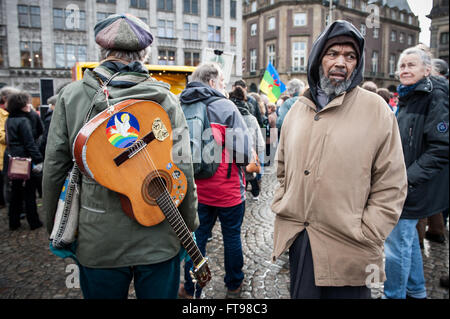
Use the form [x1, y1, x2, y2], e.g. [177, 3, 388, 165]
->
[0, 168, 448, 299]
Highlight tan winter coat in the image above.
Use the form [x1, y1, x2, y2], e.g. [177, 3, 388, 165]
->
[271, 86, 408, 286]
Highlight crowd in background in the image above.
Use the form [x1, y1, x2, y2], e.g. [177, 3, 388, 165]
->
[0, 85, 58, 231]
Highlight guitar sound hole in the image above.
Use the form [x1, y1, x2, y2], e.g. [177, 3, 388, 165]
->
[142, 170, 172, 206]
[148, 177, 167, 198]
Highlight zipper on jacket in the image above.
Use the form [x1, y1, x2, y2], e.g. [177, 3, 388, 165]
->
[409, 127, 413, 147]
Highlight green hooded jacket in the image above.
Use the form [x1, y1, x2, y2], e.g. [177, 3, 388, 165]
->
[42, 65, 199, 268]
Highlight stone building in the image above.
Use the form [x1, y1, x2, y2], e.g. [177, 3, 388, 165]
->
[428, 0, 449, 63]
[0, 0, 243, 104]
[242, 0, 420, 93]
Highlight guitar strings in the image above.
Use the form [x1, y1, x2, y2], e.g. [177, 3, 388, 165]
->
[137, 144, 195, 255]
[137, 146, 204, 292]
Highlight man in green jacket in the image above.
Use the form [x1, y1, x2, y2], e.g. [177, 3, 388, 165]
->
[42, 14, 198, 299]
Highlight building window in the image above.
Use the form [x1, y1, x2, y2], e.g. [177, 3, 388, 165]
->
[185, 51, 200, 66]
[293, 13, 307, 27]
[20, 41, 42, 68]
[250, 23, 257, 36]
[360, 24, 366, 36]
[130, 0, 148, 9]
[230, 27, 236, 45]
[391, 30, 397, 42]
[346, 0, 353, 8]
[250, 49, 257, 72]
[18, 5, 41, 28]
[53, 8, 86, 31]
[408, 15, 413, 24]
[391, 10, 396, 20]
[158, 0, 173, 11]
[268, 17, 276, 31]
[184, 23, 199, 40]
[361, 1, 367, 12]
[184, 0, 198, 14]
[400, 13, 405, 22]
[399, 32, 405, 43]
[158, 20, 174, 38]
[408, 34, 413, 45]
[372, 28, 379, 39]
[251, 1, 257, 13]
[54, 43, 87, 68]
[97, 0, 116, 3]
[208, 25, 221, 42]
[440, 32, 449, 45]
[55, 44, 65, 68]
[292, 41, 307, 72]
[230, 0, 237, 19]
[371, 51, 378, 73]
[97, 12, 114, 22]
[208, 0, 221, 17]
[389, 54, 396, 75]
[267, 44, 276, 67]
[158, 49, 175, 65]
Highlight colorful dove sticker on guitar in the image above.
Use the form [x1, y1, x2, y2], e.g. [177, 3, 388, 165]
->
[106, 112, 140, 148]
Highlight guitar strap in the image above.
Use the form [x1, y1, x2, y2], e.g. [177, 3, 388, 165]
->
[84, 71, 121, 125]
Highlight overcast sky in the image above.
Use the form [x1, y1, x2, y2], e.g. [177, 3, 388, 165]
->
[407, 0, 433, 46]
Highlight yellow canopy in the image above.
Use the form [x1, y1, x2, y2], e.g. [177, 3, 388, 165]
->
[72, 62, 196, 95]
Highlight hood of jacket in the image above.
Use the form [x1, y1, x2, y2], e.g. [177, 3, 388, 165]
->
[179, 81, 226, 104]
[307, 20, 365, 106]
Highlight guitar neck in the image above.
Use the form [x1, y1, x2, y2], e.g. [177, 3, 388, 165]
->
[156, 192, 204, 267]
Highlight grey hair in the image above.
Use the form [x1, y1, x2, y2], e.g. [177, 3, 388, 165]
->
[0, 86, 20, 103]
[190, 62, 222, 85]
[100, 47, 150, 63]
[286, 79, 305, 96]
[397, 47, 432, 74]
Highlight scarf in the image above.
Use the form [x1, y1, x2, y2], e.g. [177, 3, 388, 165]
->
[397, 81, 421, 98]
[93, 60, 150, 88]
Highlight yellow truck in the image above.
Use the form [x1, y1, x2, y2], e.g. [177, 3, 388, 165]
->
[72, 62, 196, 95]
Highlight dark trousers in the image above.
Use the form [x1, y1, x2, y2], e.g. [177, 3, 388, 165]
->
[184, 202, 245, 297]
[249, 178, 260, 197]
[289, 230, 371, 299]
[417, 212, 446, 243]
[78, 254, 180, 299]
[8, 177, 41, 230]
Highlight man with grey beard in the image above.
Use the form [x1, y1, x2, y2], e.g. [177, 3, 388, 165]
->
[271, 21, 407, 299]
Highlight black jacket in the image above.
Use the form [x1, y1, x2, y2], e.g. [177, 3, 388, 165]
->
[4, 111, 43, 173]
[397, 77, 449, 219]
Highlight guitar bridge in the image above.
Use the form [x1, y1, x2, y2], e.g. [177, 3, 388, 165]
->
[113, 131, 156, 167]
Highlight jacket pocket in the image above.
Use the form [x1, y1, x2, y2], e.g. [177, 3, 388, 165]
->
[360, 216, 383, 247]
[80, 178, 107, 214]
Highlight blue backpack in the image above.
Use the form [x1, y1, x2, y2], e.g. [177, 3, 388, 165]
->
[181, 96, 223, 179]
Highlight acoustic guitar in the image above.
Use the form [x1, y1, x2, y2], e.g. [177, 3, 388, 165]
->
[73, 99, 211, 287]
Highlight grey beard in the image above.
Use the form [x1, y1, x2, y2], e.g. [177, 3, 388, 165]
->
[319, 66, 355, 97]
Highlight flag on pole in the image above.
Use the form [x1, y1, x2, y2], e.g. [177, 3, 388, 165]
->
[259, 62, 286, 103]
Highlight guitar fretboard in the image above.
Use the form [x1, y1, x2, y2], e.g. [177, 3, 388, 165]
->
[156, 191, 204, 266]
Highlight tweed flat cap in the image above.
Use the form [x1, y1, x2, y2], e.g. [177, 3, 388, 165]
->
[94, 13, 153, 51]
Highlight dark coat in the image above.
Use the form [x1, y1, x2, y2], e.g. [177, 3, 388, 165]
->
[4, 111, 43, 173]
[397, 77, 449, 219]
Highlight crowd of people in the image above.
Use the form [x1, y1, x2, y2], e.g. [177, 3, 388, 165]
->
[0, 86, 59, 231]
[0, 14, 448, 300]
